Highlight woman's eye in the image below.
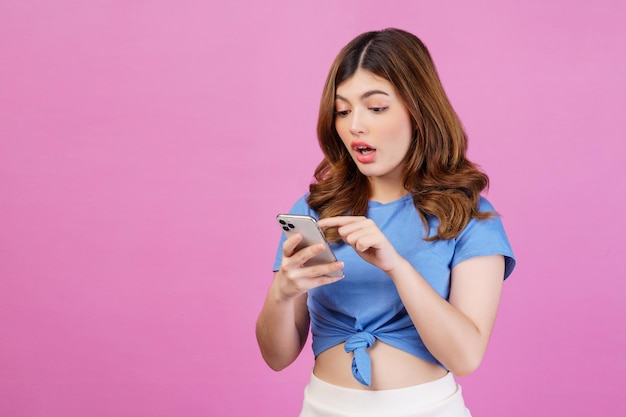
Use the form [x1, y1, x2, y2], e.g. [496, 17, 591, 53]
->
[370, 107, 388, 113]
[334, 110, 351, 117]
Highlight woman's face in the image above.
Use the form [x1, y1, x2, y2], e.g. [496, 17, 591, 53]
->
[334, 69, 413, 185]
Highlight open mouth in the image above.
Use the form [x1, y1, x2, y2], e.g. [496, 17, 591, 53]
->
[354, 144, 376, 155]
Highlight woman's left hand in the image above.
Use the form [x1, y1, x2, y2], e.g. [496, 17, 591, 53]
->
[317, 216, 402, 273]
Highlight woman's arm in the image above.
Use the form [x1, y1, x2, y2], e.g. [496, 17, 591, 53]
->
[256, 282, 310, 371]
[256, 234, 344, 371]
[388, 254, 504, 376]
[318, 216, 504, 376]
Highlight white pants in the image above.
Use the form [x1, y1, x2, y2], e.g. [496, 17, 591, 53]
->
[299, 372, 472, 417]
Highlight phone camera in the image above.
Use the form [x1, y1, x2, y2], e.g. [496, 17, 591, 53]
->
[282, 226, 290, 231]
[288, 223, 295, 229]
[279, 219, 286, 225]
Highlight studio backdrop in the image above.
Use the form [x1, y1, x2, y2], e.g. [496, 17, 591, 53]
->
[1, 1, 624, 416]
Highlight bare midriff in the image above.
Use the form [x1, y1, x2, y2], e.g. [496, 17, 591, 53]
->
[313, 341, 447, 390]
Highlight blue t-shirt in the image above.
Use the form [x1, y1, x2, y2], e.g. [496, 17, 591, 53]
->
[273, 193, 515, 386]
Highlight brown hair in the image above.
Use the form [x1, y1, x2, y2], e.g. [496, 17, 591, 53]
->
[308, 28, 492, 242]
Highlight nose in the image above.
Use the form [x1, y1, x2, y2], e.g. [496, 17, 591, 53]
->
[349, 109, 366, 136]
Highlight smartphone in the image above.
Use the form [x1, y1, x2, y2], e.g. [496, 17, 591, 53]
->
[276, 214, 343, 278]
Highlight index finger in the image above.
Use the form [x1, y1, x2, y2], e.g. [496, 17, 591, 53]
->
[282, 232, 303, 257]
[317, 216, 365, 228]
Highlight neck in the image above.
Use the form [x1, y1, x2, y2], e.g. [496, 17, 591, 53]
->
[368, 177, 408, 204]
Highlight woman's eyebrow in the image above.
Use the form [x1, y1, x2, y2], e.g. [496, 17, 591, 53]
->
[335, 90, 390, 102]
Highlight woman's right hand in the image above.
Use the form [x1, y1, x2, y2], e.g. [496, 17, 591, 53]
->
[274, 233, 344, 300]
[256, 233, 343, 370]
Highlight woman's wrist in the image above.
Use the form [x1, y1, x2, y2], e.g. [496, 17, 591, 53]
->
[384, 254, 411, 279]
[269, 274, 300, 304]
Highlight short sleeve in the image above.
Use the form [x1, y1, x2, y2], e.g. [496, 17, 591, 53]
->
[451, 197, 516, 279]
[272, 194, 317, 272]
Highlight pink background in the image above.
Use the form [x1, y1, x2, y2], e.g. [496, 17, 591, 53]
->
[1, 1, 624, 416]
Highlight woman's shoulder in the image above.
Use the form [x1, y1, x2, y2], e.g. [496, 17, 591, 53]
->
[456, 195, 516, 278]
[477, 195, 496, 213]
[287, 193, 318, 217]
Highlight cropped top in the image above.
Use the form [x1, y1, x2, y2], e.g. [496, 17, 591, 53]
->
[273, 193, 516, 386]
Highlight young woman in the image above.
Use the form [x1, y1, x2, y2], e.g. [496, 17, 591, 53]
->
[256, 28, 515, 417]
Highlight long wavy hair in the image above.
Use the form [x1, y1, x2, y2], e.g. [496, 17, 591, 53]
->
[308, 28, 492, 242]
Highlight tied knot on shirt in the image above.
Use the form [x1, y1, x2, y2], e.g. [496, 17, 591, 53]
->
[344, 331, 376, 386]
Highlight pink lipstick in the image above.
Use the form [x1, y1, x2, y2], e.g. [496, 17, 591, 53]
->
[351, 141, 376, 163]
